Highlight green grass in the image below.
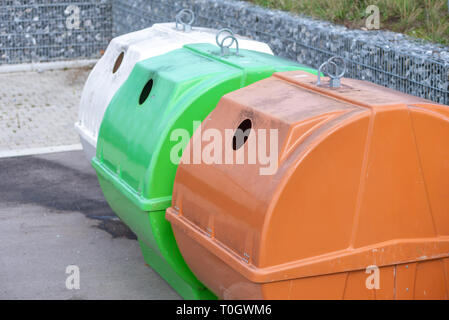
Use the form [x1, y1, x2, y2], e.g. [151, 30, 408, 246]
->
[245, 0, 449, 46]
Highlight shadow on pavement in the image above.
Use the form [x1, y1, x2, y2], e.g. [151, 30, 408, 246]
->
[0, 150, 136, 239]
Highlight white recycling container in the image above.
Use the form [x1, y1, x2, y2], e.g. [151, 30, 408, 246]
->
[75, 10, 273, 161]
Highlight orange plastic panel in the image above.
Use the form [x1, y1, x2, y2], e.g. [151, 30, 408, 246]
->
[166, 70, 449, 299]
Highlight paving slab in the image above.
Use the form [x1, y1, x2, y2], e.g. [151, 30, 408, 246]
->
[0, 67, 90, 154]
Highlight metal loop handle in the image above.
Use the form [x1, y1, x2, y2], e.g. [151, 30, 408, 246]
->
[316, 56, 346, 88]
[175, 9, 195, 32]
[216, 29, 239, 56]
[215, 28, 235, 46]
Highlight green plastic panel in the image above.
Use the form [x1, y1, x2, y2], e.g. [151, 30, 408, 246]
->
[92, 43, 317, 299]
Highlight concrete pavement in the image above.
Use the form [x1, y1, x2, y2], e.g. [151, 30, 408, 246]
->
[0, 150, 180, 300]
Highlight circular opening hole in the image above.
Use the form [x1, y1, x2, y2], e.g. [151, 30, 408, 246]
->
[139, 79, 154, 105]
[232, 119, 252, 150]
[112, 52, 124, 74]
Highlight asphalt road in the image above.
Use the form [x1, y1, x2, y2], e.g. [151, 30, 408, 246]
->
[0, 150, 180, 300]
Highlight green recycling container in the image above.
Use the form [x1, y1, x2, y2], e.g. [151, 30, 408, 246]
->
[92, 43, 317, 299]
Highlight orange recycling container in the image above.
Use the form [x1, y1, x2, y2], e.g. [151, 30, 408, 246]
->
[166, 70, 449, 299]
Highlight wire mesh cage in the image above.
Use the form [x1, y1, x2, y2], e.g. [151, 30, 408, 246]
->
[112, 0, 449, 105]
[0, 0, 112, 64]
[1, 0, 448, 105]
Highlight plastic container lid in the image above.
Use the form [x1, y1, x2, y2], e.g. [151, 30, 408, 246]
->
[75, 23, 273, 155]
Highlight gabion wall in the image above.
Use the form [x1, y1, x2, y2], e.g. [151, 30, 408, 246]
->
[0, 0, 112, 64]
[1, 0, 448, 104]
[114, 0, 449, 105]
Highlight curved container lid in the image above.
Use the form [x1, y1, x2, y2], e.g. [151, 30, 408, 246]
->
[92, 44, 315, 212]
[75, 23, 273, 152]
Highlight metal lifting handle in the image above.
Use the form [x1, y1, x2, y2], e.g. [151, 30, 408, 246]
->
[216, 28, 239, 56]
[316, 56, 346, 88]
[175, 9, 195, 32]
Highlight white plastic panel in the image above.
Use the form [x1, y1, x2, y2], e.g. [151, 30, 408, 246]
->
[75, 22, 273, 159]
